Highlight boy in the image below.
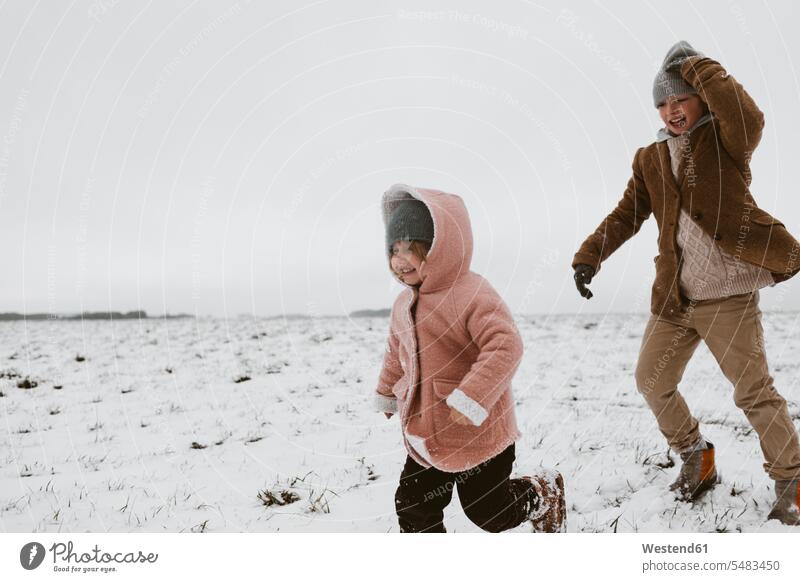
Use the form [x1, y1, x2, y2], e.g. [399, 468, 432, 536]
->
[572, 41, 800, 525]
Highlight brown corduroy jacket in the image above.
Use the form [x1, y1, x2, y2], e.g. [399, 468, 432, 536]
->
[573, 56, 800, 318]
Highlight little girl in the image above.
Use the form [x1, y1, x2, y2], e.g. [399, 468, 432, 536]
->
[374, 183, 566, 533]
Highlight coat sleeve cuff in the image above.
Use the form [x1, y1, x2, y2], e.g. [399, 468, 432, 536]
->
[374, 393, 397, 413]
[572, 252, 601, 273]
[446, 389, 489, 426]
[679, 55, 708, 83]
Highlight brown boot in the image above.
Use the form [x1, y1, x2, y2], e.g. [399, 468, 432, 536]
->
[669, 441, 718, 501]
[768, 480, 800, 525]
[521, 469, 566, 533]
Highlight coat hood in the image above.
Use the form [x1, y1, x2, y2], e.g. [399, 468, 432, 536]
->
[382, 183, 473, 293]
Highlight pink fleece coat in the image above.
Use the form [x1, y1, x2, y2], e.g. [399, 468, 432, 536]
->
[374, 183, 524, 473]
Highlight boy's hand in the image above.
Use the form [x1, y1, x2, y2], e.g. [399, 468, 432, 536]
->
[383, 412, 393, 419]
[573, 264, 595, 299]
[449, 407, 473, 426]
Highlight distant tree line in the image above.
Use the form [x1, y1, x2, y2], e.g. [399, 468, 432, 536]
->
[0, 311, 192, 321]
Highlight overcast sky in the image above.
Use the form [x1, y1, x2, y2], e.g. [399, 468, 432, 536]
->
[1, 0, 799, 318]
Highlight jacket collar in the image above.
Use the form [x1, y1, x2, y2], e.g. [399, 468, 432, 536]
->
[652, 141, 683, 201]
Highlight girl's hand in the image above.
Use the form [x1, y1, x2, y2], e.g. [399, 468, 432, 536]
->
[449, 408, 473, 426]
[384, 412, 394, 419]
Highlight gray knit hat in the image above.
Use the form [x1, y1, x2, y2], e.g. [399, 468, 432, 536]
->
[385, 198, 434, 253]
[653, 41, 702, 107]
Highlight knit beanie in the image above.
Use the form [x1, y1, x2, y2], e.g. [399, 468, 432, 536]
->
[653, 41, 702, 107]
[385, 199, 434, 253]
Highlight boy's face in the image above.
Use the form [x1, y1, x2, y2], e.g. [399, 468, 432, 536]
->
[658, 93, 706, 135]
[390, 240, 423, 286]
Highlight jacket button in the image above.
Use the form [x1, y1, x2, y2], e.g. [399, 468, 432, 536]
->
[692, 212, 702, 220]
[714, 233, 722, 241]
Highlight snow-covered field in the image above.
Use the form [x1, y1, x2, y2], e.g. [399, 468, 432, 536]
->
[2, 313, 800, 533]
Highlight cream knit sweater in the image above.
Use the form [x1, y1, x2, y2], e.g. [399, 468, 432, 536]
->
[667, 133, 774, 301]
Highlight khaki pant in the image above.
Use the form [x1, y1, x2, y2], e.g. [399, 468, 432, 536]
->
[634, 291, 800, 481]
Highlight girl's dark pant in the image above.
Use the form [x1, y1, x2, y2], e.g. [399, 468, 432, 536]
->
[394, 443, 533, 532]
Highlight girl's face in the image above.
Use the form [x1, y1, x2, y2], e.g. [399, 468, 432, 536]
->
[658, 93, 706, 135]
[390, 240, 424, 286]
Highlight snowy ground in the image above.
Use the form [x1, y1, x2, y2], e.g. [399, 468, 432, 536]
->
[2, 313, 800, 533]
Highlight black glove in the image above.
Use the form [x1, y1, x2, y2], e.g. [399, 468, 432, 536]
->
[573, 264, 595, 300]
